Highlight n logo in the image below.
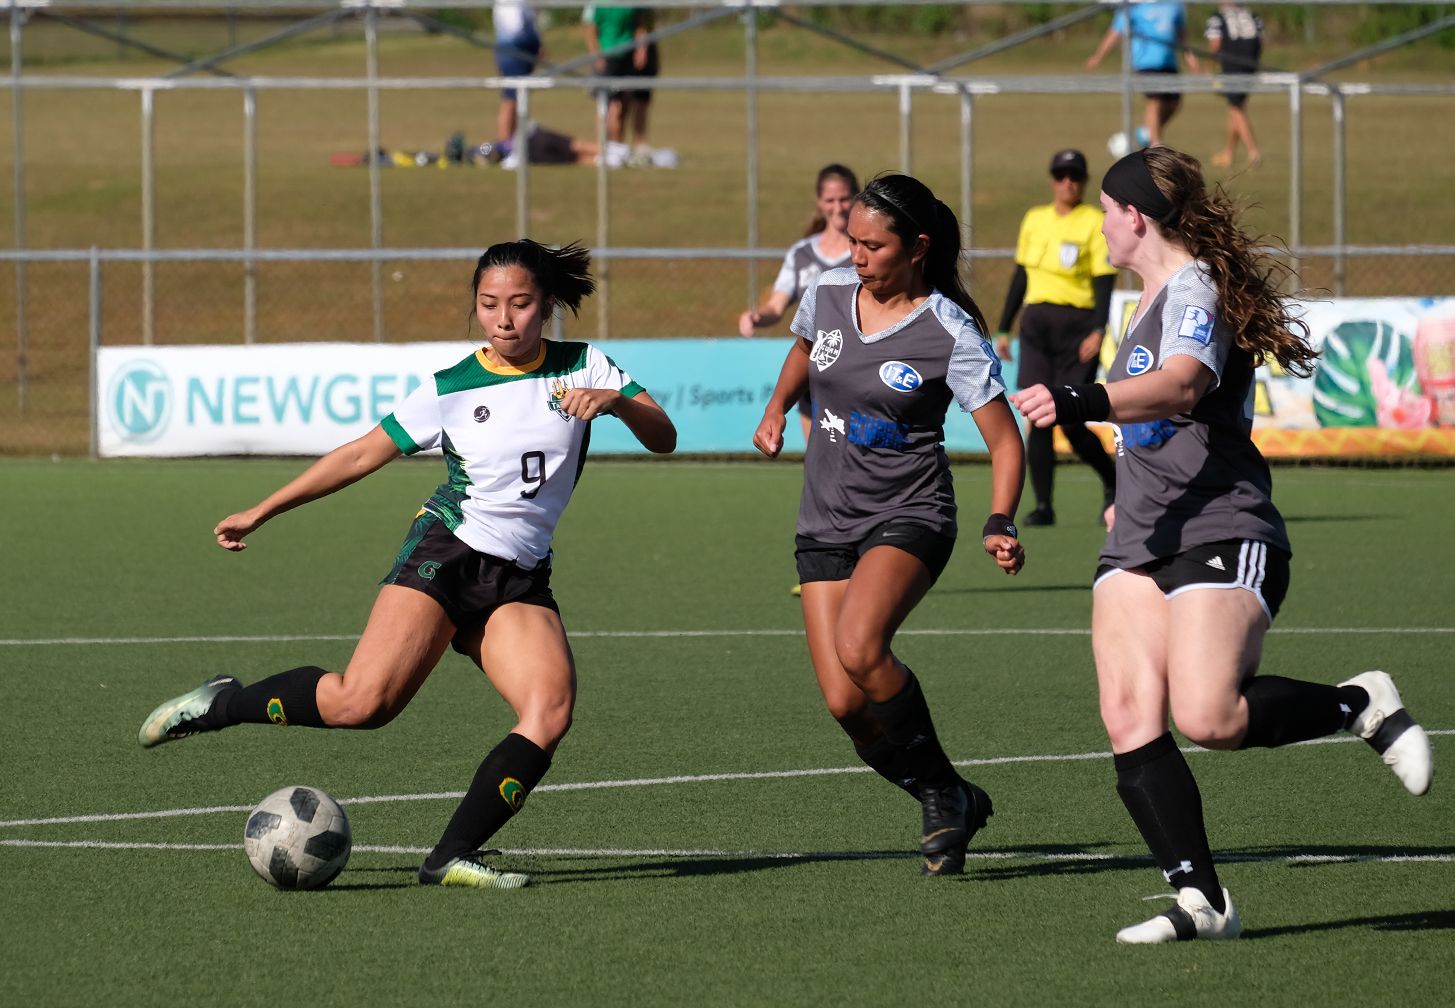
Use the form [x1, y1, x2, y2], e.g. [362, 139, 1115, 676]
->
[107, 361, 172, 443]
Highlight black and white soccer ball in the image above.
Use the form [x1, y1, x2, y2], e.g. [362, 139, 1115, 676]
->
[243, 785, 352, 890]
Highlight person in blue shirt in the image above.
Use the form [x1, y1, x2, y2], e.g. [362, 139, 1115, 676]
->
[1087, 3, 1200, 148]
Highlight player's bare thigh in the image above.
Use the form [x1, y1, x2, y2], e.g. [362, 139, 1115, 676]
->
[458, 600, 577, 753]
[1092, 569, 1172, 752]
[1165, 587, 1266, 750]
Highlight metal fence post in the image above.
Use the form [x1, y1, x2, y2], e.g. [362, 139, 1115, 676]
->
[141, 85, 155, 345]
[1289, 80, 1302, 284]
[959, 87, 974, 249]
[1332, 88, 1347, 296]
[10, 6, 28, 411]
[595, 88, 610, 341]
[243, 86, 257, 343]
[898, 82, 912, 174]
[365, 5, 383, 342]
[515, 84, 530, 240]
[745, 5, 760, 319]
[89, 248, 102, 459]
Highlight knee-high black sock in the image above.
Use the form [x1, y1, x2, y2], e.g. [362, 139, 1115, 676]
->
[1026, 424, 1055, 508]
[867, 672, 959, 792]
[1061, 421, 1116, 496]
[204, 666, 329, 729]
[1239, 676, 1369, 749]
[426, 732, 552, 870]
[854, 735, 923, 800]
[1114, 733, 1225, 913]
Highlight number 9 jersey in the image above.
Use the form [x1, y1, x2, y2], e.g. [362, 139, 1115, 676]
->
[382, 341, 644, 568]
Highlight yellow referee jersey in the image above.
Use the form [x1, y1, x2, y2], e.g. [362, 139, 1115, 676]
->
[1014, 203, 1117, 310]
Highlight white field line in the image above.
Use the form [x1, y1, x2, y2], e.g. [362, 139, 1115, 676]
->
[2, 626, 1454, 647]
[3, 838, 1452, 865]
[2, 730, 1449, 830]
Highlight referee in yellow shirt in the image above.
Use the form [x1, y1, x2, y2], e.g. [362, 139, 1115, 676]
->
[995, 149, 1118, 527]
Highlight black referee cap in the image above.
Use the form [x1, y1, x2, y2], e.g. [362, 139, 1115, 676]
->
[1049, 149, 1089, 179]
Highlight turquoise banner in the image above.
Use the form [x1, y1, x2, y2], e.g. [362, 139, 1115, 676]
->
[589, 338, 1018, 454]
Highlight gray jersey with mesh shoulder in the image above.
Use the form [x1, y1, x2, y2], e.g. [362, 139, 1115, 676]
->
[772, 235, 850, 304]
[790, 267, 1006, 543]
[1100, 260, 1289, 569]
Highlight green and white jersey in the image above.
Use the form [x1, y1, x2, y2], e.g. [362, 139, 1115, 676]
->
[381, 341, 644, 568]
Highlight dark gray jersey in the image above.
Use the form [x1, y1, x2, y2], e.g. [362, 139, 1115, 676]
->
[790, 267, 1006, 542]
[772, 234, 851, 305]
[1101, 260, 1289, 568]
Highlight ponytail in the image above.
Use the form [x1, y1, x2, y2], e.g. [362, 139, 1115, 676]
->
[855, 174, 988, 335]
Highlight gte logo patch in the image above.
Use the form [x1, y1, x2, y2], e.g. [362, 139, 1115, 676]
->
[267, 698, 287, 726]
[878, 361, 922, 393]
[107, 361, 171, 443]
[810, 329, 843, 371]
[1126, 345, 1155, 376]
[499, 777, 526, 811]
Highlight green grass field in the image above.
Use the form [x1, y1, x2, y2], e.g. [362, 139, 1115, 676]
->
[1, 458, 1450, 1006]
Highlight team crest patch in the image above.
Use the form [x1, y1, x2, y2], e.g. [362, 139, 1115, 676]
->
[499, 777, 526, 811]
[546, 377, 573, 422]
[810, 329, 843, 371]
[1178, 305, 1215, 345]
[1126, 344, 1155, 376]
[879, 361, 922, 393]
[1059, 242, 1080, 269]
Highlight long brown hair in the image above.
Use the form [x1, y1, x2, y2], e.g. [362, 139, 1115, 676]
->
[1141, 147, 1317, 376]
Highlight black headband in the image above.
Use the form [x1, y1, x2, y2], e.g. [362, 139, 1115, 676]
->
[1102, 150, 1178, 227]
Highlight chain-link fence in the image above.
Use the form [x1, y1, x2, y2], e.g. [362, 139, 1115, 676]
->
[5, 2, 1455, 454]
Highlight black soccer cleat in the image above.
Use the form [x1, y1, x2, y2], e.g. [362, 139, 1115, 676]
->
[921, 780, 993, 877]
[1021, 506, 1055, 527]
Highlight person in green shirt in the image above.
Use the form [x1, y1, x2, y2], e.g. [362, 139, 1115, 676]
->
[582, 5, 660, 161]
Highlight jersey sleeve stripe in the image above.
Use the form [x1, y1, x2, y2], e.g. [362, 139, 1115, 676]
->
[620, 380, 645, 399]
[381, 413, 422, 455]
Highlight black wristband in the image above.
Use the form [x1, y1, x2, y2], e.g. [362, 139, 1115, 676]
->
[982, 513, 1017, 540]
[1048, 383, 1111, 424]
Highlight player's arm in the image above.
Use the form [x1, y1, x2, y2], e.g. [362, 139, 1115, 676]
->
[739, 290, 793, 337]
[1086, 26, 1122, 69]
[753, 337, 812, 458]
[970, 395, 1026, 575]
[214, 425, 402, 551]
[557, 387, 676, 454]
[995, 265, 1028, 361]
[1010, 354, 1213, 428]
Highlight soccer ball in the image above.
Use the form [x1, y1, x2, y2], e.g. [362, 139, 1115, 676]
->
[244, 785, 352, 890]
[1107, 132, 1131, 158]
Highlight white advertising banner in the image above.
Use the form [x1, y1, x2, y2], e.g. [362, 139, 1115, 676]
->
[97, 343, 469, 457]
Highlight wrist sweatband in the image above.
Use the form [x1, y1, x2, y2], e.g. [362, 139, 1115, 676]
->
[1049, 383, 1111, 424]
[982, 513, 1018, 540]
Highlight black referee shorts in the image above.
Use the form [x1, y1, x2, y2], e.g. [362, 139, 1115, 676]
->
[1016, 302, 1100, 390]
[381, 510, 558, 647]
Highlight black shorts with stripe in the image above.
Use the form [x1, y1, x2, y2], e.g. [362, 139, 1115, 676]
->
[1094, 538, 1290, 622]
[382, 511, 558, 646]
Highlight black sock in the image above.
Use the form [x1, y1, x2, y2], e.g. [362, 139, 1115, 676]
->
[426, 732, 552, 870]
[1061, 421, 1116, 498]
[854, 735, 923, 800]
[208, 666, 329, 728]
[866, 672, 959, 792]
[1026, 424, 1054, 509]
[1240, 676, 1369, 749]
[1114, 733, 1225, 914]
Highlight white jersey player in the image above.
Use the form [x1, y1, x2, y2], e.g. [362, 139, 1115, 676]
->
[138, 240, 676, 892]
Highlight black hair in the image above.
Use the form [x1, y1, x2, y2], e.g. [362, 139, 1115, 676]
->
[853, 174, 988, 334]
[803, 163, 861, 237]
[470, 239, 596, 319]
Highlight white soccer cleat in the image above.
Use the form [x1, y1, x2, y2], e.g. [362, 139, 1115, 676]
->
[137, 674, 240, 748]
[1116, 887, 1242, 944]
[1340, 671, 1433, 796]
